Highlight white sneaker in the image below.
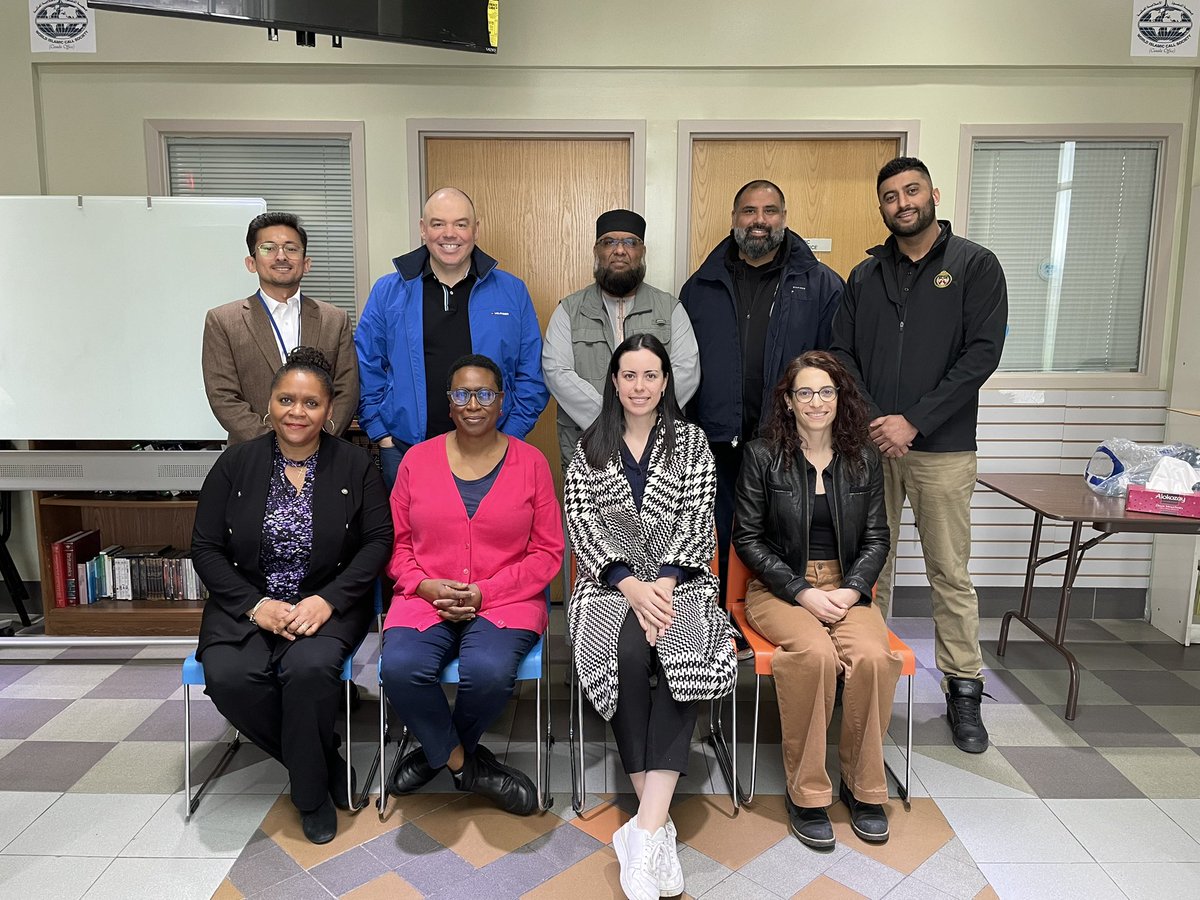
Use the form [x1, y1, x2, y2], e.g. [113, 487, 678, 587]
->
[659, 817, 684, 896]
[613, 818, 667, 900]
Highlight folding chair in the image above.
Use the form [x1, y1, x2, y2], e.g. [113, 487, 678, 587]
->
[182, 648, 362, 819]
[722, 546, 915, 805]
[375, 588, 554, 819]
[567, 546, 741, 815]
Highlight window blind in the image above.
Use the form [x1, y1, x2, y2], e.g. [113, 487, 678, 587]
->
[165, 135, 357, 326]
[967, 139, 1158, 374]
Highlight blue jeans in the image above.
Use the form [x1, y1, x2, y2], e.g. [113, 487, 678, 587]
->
[378, 441, 412, 492]
[380, 617, 539, 768]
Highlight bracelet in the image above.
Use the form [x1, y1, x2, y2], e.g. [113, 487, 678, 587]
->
[247, 598, 270, 625]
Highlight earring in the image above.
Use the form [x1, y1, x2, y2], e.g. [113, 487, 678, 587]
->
[262, 413, 271, 426]
[324, 418, 336, 434]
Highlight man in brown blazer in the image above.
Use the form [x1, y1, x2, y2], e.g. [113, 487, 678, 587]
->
[202, 212, 359, 444]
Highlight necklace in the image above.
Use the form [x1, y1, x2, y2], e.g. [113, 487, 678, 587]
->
[276, 438, 319, 468]
[281, 450, 317, 467]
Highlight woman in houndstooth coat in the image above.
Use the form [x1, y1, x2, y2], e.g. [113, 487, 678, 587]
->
[565, 333, 736, 900]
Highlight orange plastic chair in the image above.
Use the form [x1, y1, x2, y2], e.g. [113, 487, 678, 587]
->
[725, 546, 915, 803]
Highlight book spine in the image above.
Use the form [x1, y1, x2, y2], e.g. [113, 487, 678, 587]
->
[64, 542, 79, 606]
[115, 559, 131, 601]
[51, 540, 69, 609]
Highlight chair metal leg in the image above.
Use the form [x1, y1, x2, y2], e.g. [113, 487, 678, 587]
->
[535, 667, 553, 811]
[745, 674, 762, 804]
[184, 683, 192, 817]
[569, 663, 585, 814]
[537, 636, 553, 811]
[344, 677, 367, 812]
[704, 688, 745, 813]
[373, 681, 388, 819]
[184, 683, 242, 819]
[883, 673, 913, 807]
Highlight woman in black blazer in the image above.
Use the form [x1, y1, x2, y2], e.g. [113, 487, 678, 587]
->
[192, 347, 392, 844]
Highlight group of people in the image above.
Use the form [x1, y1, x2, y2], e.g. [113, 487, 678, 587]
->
[193, 154, 1007, 898]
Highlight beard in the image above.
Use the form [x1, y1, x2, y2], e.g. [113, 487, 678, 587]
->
[594, 260, 646, 297]
[884, 196, 937, 237]
[733, 223, 785, 260]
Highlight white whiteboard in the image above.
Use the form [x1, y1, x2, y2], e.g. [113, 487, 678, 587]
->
[0, 196, 266, 440]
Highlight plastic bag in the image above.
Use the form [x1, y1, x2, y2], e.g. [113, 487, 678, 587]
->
[1085, 438, 1200, 497]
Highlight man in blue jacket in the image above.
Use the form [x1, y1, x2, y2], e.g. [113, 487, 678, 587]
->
[355, 187, 548, 486]
[681, 179, 843, 616]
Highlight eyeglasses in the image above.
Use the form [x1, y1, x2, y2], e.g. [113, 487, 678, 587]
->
[256, 242, 304, 259]
[447, 388, 502, 407]
[596, 237, 643, 250]
[789, 386, 838, 403]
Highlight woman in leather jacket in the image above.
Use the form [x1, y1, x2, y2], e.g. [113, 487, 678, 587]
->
[733, 350, 902, 851]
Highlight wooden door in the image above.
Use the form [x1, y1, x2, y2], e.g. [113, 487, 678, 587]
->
[688, 138, 901, 280]
[424, 137, 632, 492]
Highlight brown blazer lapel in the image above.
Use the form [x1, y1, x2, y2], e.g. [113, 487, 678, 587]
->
[299, 294, 322, 349]
[243, 293, 285, 370]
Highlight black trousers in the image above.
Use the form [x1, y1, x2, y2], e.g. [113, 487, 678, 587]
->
[201, 631, 351, 812]
[711, 440, 745, 604]
[610, 609, 698, 776]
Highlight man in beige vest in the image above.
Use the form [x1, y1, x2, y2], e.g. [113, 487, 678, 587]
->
[202, 212, 359, 443]
[543, 209, 699, 469]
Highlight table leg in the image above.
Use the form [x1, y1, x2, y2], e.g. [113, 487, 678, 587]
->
[1057, 521, 1084, 719]
[998, 512, 1043, 655]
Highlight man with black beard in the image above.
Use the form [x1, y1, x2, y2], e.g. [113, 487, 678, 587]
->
[681, 180, 843, 619]
[543, 209, 699, 470]
[831, 157, 1007, 753]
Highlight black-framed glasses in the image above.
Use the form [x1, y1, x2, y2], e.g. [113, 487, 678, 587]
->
[256, 242, 304, 259]
[596, 237, 643, 250]
[789, 386, 838, 403]
[447, 388, 502, 407]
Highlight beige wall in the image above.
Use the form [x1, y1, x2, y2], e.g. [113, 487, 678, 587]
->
[3, 1, 1200, 581]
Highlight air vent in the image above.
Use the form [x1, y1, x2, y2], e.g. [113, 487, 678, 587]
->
[157, 464, 214, 478]
[0, 463, 86, 479]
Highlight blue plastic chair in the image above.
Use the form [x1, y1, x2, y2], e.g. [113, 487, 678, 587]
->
[375, 588, 553, 819]
[182, 646, 360, 820]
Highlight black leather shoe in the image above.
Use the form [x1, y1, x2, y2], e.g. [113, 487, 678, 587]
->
[300, 796, 337, 845]
[784, 792, 834, 850]
[328, 757, 357, 811]
[838, 780, 889, 843]
[946, 677, 990, 754]
[455, 745, 537, 815]
[388, 747, 440, 795]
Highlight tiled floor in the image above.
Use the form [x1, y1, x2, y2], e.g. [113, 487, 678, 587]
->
[3, 614, 1200, 898]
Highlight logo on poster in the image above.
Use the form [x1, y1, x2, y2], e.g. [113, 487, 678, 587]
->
[1135, 1, 1194, 50]
[33, 0, 90, 47]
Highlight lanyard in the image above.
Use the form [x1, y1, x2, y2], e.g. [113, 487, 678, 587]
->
[258, 291, 300, 362]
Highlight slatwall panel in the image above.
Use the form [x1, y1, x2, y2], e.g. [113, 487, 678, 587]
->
[893, 390, 1167, 589]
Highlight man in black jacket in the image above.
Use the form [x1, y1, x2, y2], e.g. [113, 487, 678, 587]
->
[831, 157, 1007, 754]
[681, 180, 843, 624]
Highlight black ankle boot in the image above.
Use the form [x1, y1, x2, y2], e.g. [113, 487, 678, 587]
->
[946, 676, 990, 753]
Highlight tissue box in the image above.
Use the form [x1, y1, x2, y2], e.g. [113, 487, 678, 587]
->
[1126, 484, 1200, 519]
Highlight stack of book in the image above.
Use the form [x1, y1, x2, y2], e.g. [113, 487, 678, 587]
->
[50, 531, 209, 605]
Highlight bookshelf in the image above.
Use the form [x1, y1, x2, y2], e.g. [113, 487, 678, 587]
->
[33, 492, 204, 636]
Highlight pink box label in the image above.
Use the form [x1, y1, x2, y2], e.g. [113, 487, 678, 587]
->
[1126, 485, 1200, 519]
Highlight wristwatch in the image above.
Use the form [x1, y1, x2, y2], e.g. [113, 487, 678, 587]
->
[247, 598, 270, 625]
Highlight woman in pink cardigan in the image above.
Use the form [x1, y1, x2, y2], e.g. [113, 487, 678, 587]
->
[380, 354, 563, 815]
